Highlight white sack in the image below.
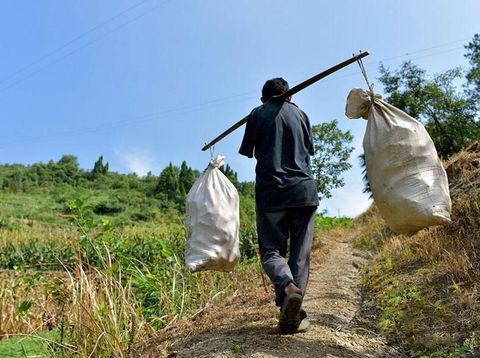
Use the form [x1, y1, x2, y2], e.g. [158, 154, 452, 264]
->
[185, 155, 240, 272]
[346, 88, 451, 235]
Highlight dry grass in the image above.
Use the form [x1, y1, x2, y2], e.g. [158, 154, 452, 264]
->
[138, 287, 276, 358]
[311, 226, 356, 267]
[0, 270, 69, 339]
[139, 225, 335, 357]
[0, 219, 77, 245]
[0, 248, 264, 357]
[357, 142, 480, 356]
[61, 261, 152, 356]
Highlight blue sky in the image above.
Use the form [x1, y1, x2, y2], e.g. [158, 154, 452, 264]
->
[0, 1, 478, 217]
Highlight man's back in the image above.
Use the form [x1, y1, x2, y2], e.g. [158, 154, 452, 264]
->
[239, 99, 318, 212]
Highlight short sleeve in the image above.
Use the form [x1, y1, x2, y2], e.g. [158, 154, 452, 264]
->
[238, 111, 256, 158]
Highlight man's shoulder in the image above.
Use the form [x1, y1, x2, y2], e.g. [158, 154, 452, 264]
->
[249, 101, 279, 121]
[276, 102, 308, 125]
[251, 100, 308, 121]
[284, 101, 306, 115]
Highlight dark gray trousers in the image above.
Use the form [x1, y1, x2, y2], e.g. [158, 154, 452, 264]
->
[256, 206, 317, 306]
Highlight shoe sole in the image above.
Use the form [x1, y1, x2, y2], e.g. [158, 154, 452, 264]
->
[278, 292, 303, 334]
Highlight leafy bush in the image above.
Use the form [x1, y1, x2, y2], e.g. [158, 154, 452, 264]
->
[315, 214, 353, 232]
[92, 201, 124, 215]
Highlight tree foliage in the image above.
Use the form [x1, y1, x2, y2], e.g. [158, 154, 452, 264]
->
[465, 33, 480, 103]
[358, 153, 372, 198]
[55, 155, 82, 185]
[154, 163, 181, 203]
[90, 155, 109, 179]
[220, 163, 239, 187]
[378, 38, 480, 158]
[311, 119, 354, 199]
[358, 34, 480, 196]
[178, 161, 196, 195]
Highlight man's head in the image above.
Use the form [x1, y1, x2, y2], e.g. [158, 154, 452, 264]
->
[261, 77, 290, 103]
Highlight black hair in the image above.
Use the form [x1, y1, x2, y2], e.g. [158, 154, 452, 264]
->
[262, 77, 289, 101]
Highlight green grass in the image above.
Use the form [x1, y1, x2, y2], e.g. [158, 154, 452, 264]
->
[0, 331, 56, 358]
[315, 214, 353, 232]
[0, 192, 64, 225]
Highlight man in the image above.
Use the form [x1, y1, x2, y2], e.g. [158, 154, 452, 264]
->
[239, 77, 318, 334]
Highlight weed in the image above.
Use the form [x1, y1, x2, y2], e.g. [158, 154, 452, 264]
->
[356, 143, 480, 356]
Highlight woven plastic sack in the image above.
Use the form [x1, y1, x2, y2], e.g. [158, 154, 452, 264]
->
[346, 88, 451, 235]
[185, 155, 240, 272]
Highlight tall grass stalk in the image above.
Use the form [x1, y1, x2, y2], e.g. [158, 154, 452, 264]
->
[60, 248, 151, 357]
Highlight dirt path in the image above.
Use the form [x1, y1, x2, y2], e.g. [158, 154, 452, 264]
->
[140, 230, 405, 357]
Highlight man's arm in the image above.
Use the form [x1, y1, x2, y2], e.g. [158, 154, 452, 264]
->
[238, 111, 256, 158]
[305, 113, 315, 156]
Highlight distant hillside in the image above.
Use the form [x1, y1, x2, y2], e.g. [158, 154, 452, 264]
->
[0, 154, 256, 229]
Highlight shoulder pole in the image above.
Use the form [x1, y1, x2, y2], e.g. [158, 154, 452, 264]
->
[201, 51, 370, 151]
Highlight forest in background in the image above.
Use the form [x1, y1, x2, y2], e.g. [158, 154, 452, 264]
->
[0, 154, 255, 230]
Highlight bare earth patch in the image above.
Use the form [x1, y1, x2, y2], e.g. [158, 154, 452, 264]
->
[139, 229, 405, 357]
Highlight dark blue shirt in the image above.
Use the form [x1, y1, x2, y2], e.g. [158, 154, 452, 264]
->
[239, 99, 319, 212]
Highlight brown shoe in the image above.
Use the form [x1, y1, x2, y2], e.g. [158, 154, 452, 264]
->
[278, 292, 302, 334]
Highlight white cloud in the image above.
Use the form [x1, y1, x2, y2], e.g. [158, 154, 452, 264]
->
[115, 148, 155, 177]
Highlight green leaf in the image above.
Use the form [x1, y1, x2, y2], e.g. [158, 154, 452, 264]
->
[17, 300, 33, 318]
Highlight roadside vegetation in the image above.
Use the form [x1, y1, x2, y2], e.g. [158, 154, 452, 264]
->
[355, 142, 480, 357]
[0, 149, 353, 357]
[0, 156, 260, 357]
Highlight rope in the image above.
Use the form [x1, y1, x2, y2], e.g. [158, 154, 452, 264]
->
[356, 55, 375, 96]
[209, 144, 215, 160]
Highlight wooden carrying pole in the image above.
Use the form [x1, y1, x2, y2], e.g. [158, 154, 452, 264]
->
[201, 51, 370, 151]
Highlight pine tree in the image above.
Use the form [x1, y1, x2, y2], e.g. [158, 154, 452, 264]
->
[178, 161, 196, 195]
[155, 163, 180, 203]
[221, 164, 239, 187]
[90, 155, 109, 179]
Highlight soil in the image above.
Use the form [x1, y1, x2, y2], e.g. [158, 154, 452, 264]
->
[139, 229, 406, 358]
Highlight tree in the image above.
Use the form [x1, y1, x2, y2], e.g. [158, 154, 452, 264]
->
[57, 155, 79, 168]
[154, 163, 180, 203]
[90, 155, 109, 179]
[56, 154, 81, 185]
[465, 33, 480, 104]
[178, 161, 196, 195]
[11, 167, 24, 192]
[358, 153, 372, 198]
[220, 163, 239, 187]
[378, 59, 480, 158]
[311, 119, 354, 199]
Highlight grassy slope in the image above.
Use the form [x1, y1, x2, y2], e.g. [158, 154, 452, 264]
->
[355, 142, 480, 357]
[0, 199, 352, 356]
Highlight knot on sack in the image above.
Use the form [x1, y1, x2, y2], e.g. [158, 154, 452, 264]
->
[209, 155, 225, 169]
[345, 88, 382, 119]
